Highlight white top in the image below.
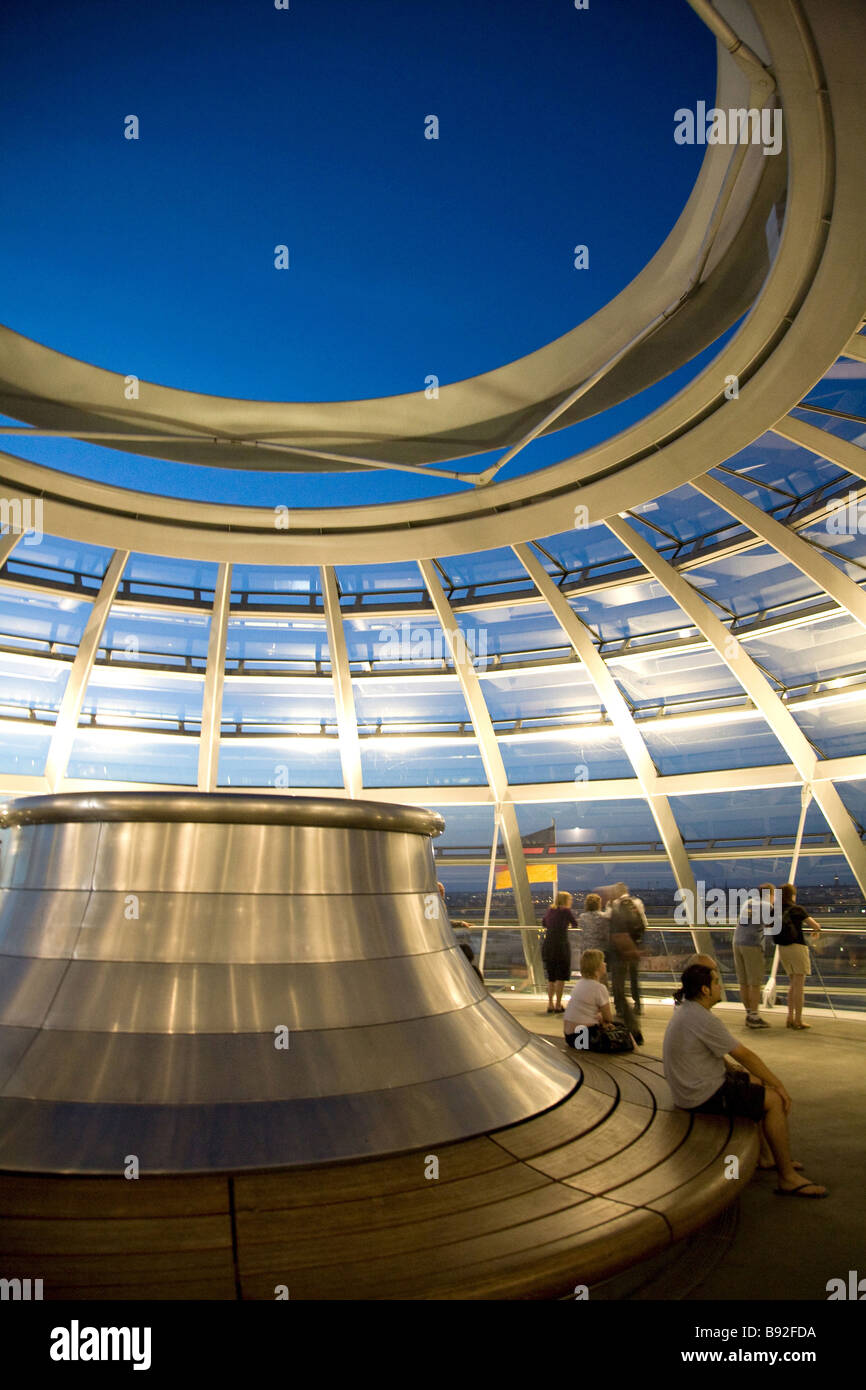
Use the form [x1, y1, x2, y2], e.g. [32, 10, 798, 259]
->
[662, 1000, 738, 1108]
[563, 977, 610, 1030]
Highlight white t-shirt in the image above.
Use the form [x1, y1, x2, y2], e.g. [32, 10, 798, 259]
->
[563, 976, 609, 1030]
[663, 1000, 738, 1108]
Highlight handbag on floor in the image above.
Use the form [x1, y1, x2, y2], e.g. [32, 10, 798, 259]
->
[591, 1021, 635, 1053]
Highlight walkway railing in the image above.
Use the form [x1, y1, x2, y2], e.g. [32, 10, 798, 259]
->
[452, 920, 866, 1015]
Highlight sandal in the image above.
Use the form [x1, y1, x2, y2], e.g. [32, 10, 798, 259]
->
[791, 1022, 811, 1030]
[774, 1179, 827, 1198]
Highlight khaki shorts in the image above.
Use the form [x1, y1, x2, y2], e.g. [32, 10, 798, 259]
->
[733, 944, 765, 989]
[779, 943, 811, 976]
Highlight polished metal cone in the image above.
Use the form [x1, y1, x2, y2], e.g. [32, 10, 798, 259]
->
[0, 793, 575, 1173]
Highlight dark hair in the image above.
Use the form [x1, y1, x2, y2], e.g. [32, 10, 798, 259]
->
[673, 963, 714, 1004]
[459, 941, 476, 963]
[781, 882, 796, 906]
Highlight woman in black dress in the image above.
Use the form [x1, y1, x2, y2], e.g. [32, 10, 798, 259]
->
[541, 891, 579, 1013]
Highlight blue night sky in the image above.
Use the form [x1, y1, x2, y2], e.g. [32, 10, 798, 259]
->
[0, 0, 716, 506]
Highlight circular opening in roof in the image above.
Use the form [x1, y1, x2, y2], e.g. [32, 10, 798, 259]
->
[1, 0, 713, 408]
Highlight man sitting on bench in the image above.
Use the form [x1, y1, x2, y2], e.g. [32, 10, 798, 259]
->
[663, 962, 827, 1198]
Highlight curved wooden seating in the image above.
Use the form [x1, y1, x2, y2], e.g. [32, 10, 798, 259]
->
[0, 1049, 758, 1300]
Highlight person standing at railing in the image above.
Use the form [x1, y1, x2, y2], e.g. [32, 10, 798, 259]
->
[734, 883, 774, 1029]
[608, 892, 645, 1046]
[577, 892, 610, 959]
[541, 890, 579, 1014]
[778, 883, 822, 1030]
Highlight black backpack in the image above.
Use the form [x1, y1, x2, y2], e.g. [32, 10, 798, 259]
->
[610, 897, 645, 945]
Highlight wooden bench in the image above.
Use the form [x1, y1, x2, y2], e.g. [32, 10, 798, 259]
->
[0, 1051, 758, 1299]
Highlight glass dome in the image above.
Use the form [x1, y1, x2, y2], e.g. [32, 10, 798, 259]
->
[1, 0, 864, 1007]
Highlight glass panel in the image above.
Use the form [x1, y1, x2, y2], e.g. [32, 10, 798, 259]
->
[685, 544, 822, 616]
[0, 587, 91, 652]
[438, 548, 529, 591]
[554, 860, 678, 913]
[641, 714, 788, 774]
[609, 646, 750, 707]
[67, 731, 199, 784]
[226, 618, 329, 668]
[668, 787, 831, 844]
[515, 798, 660, 846]
[713, 430, 846, 499]
[2, 534, 112, 581]
[480, 668, 600, 722]
[101, 608, 211, 665]
[627, 486, 743, 544]
[220, 676, 336, 728]
[360, 739, 487, 787]
[80, 669, 204, 725]
[455, 603, 570, 659]
[429, 804, 497, 850]
[798, 502, 866, 581]
[432, 863, 518, 928]
[694, 853, 861, 906]
[344, 617, 450, 670]
[0, 654, 70, 715]
[217, 739, 342, 788]
[462, 929, 530, 984]
[122, 554, 219, 600]
[802, 359, 866, 418]
[335, 561, 424, 596]
[0, 723, 51, 776]
[499, 731, 632, 783]
[231, 565, 321, 600]
[530, 526, 633, 578]
[569, 579, 694, 643]
[835, 780, 866, 833]
[791, 698, 866, 760]
[743, 613, 866, 687]
[353, 676, 470, 728]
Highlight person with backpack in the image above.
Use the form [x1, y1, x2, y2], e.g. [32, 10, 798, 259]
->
[608, 890, 646, 1046]
[777, 883, 822, 1030]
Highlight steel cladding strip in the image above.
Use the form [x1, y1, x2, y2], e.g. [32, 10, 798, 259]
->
[418, 558, 545, 988]
[44, 549, 129, 792]
[320, 565, 363, 798]
[197, 562, 231, 792]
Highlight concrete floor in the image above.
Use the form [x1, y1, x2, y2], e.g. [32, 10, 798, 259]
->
[501, 993, 866, 1301]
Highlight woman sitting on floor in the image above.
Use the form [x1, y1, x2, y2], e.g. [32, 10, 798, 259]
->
[562, 949, 635, 1053]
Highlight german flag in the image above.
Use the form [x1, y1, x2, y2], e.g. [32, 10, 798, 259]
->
[495, 822, 557, 890]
